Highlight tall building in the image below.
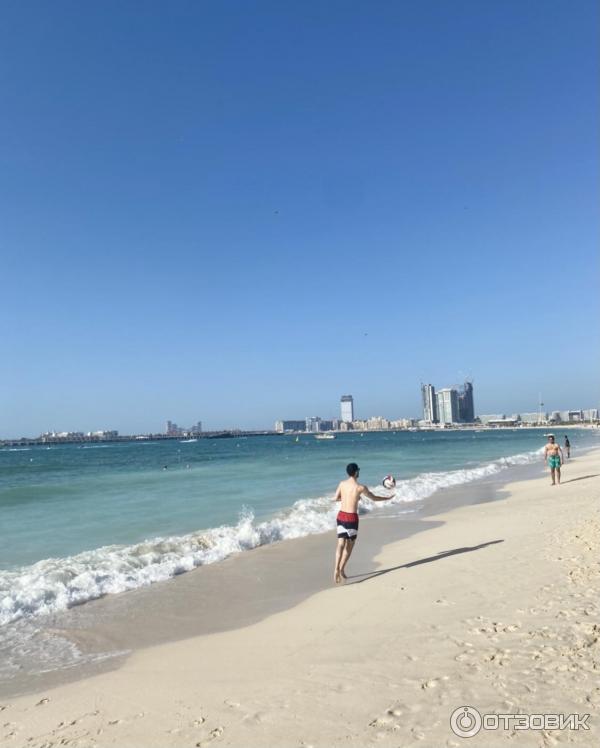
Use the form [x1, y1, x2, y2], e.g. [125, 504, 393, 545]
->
[340, 395, 354, 423]
[458, 381, 475, 423]
[437, 388, 460, 424]
[166, 420, 180, 435]
[306, 416, 322, 433]
[421, 384, 438, 423]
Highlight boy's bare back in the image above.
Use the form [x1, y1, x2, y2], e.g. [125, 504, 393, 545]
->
[335, 477, 370, 513]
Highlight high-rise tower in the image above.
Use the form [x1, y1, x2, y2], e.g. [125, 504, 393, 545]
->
[458, 381, 475, 422]
[421, 384, 438, 423]
[436, 388, 460, 424]
[340, 395, 354, 423]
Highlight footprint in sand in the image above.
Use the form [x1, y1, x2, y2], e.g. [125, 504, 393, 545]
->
[196, 726, 225, 747]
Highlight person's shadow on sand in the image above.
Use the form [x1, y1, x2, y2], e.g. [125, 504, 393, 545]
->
[560, 474, 599, 484]
[347, 539, 504, 584]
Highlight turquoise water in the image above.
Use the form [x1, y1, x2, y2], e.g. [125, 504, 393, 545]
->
[0, 428, 596, 627]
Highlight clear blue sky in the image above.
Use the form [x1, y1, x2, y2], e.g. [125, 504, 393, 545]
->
[1, 1, 598, 436]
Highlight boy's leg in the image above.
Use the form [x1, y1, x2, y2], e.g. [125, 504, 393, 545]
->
[334, 538, 345, 583]
[556, 465, 561, 485]
[339, 538, 356, 578]
[550, 466, 555, 485]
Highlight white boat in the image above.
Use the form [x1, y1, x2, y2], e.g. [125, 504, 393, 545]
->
[180, 438, 198, 443]
[314, 433, 336, 440]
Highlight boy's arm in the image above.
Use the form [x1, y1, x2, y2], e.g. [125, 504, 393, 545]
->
[361, 485, 390, 502]
[333, 483, 342, 502]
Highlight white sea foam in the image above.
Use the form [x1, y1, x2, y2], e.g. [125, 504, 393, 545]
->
[0, 447, 542, 627]
[0, 618, 129, 682]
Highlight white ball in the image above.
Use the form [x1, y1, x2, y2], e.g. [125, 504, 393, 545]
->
[382, 474, 396, 489]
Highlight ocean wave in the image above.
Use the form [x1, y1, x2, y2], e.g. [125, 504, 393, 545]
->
[0, 446, 542, 626]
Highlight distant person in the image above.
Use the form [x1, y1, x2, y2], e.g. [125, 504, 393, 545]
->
[333, 463, 392, 584]
[564, 435, 571, 459]
[544, 435, 563, 486]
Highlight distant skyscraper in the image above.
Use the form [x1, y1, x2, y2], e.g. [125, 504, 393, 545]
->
[306, 416, 322, 433]
[437, 388, 460, 423]
[458, 381, 475, 422]
[340, 395, 354, 423]
[166, 420, 179, 435]
[421, 384, 438, 423]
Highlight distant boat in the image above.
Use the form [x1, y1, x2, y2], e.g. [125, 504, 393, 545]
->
[408, 427, 418, 432]
[295, 436, 300, 442]
[315, 433, 336, 440]
[180, 438, 198, 443]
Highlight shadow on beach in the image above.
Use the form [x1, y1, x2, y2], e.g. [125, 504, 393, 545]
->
[560, 474, 600, 484]
[347, 539, 504, 584]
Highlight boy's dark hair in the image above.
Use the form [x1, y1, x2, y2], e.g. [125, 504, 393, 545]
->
[346, 462, 360, 477]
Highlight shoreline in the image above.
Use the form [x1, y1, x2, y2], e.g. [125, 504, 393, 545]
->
[0, 446, 574, 700]
[2, 450, 600, 745]
[3, 447, 599, 746]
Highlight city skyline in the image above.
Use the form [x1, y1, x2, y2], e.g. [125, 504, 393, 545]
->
[7, 401, 596, 444]
[4, 385, 599, 440]
[1, 2, 598, 438]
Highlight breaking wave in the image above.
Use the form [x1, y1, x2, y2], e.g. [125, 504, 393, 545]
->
[0, 447, 542, 627]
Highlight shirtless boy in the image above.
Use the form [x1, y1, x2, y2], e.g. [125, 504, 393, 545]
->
[544, 434, 564, 486]
[333, 463, 392, 584]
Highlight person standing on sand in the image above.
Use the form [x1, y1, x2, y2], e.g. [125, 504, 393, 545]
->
[544, 434, 564, 486]
[333, 463, 392, 584]
[564, 435, 571, 459]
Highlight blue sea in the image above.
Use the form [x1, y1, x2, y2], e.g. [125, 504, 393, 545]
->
[0, 427, 597, 684]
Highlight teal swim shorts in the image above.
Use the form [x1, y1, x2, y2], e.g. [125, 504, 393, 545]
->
[548, 456, 561, 470]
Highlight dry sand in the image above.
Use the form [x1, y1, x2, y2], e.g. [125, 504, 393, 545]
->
[2, 449, 599, 747]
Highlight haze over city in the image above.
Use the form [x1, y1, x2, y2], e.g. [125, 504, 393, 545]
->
[1, 1, 598, 438]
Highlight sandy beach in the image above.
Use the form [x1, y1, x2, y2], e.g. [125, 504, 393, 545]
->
[3, 447, 599, 747]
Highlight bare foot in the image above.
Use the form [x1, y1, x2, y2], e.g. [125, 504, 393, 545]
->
[334, 570, 342, 584]
[340, 570, 347, 579]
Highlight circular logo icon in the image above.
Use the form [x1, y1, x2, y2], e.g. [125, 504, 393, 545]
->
[450, 706, 482, 738]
